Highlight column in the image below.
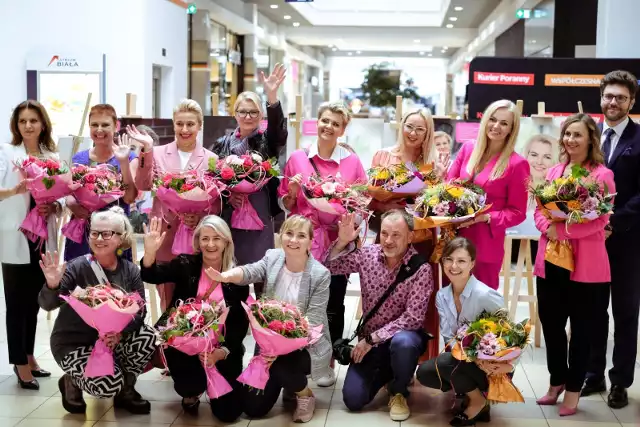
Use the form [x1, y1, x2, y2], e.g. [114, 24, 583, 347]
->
[596, 0, 640, 57]
[189, 10, 212, 114]
[553, 0, 597, 58]
[495, 20, 525, 57]
[242, 2, 258, 93]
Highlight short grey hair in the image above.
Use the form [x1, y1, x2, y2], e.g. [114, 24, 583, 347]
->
[90, 206, 134, 249]
[381, 209, 414, 231]
[192, 215, 236, 271]
[137, 125, 160, 146]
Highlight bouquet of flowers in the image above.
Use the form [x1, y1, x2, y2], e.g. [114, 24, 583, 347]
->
[62, 164, 125, 243]
[60, 284, 144, 378]
[450, 309, 531, 403]
[531, 165, 615, 271]
[366, 162, 440, 202]
[15, 156, 77, 244]
[237, 298, 323, 390]
[154, 170, 223, 255]
[208, 152, 279, 231]
[158, 299, 231, 399]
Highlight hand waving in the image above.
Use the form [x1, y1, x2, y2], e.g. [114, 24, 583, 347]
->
[337, 214, 361, 245]
[142, 217, 167, 256]
[112, 134, 132, 164]
[260, 63, 286, 101]
[126, 125, 154, 152]
[204, 267, 226, 284]
[39, 251, 66, 289]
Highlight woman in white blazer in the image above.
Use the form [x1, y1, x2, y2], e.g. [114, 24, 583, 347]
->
[0, 100, 63, 389]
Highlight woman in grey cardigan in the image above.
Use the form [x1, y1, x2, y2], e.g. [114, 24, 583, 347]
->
[206, 215, 331, 424]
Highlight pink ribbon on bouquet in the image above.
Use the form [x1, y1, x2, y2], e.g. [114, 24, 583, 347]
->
[229, 179, 268, 231]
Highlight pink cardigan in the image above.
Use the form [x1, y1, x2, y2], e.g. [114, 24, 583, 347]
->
[447, 142, 530, 265]
[131, 142, 219, 262]
[534, 163, 615, 283]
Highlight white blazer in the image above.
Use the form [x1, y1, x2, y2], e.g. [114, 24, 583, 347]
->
[0, 142, 59, 264]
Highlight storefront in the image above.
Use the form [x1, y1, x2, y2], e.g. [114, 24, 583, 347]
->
[209, 20, 243, 115]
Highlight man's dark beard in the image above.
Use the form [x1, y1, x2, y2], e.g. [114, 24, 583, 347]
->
[603, 105, 630, 122]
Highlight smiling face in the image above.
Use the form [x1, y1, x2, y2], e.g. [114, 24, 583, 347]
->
[89, 113, 116, 148]
[601, 83, 635, 123]
[562, 121, 590, 162]
[442, 248, 475, 282]
[402, 113, 428, 151]
[317, 110, 346, 145]
[235, 99, 262, 134]
[173, 111, 201, 145]
[527, 140, 554, 182]
[434, 135, 451, 155]
[485, 108, 514, 143]
[17, 108, 44, 144]
[88, 217, 123, 257]
[281, 224, 312, 259]
[198, 226, 227, 265]
[379, 215, 412, 260]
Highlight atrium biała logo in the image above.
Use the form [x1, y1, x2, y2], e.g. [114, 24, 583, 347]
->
[48, 55, 79, 68]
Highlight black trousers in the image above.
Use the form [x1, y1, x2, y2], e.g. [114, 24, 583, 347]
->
[587, 236, 640, 388]
[244, 350, 311, 418]
[416, 352, 488, 395]
[327, 274, 349, 345]
[1, 242, 44, 365]
[164, 347, 244, 423]
[537, 262, 609, 392]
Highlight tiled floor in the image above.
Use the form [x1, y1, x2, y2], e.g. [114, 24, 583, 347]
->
[0, 272, 638, 427]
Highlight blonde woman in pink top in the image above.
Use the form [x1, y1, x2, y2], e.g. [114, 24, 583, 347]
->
[534, 113, 615, 416]
[279, 101, 366, 387]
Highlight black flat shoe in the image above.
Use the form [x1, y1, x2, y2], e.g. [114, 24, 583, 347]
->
[181, 398, 200, 415]
[449, 403, 490, 426]
[13, 366, 39, 390]
[580, 378, 606, 397]
[608, 385, 628, 409]
[31, 369, 51, 378]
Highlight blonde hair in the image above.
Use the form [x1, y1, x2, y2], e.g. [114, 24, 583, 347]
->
[317, 101, 352, 128]
[192, 215, 236, 271]
[173, 99, 204, 124]
[558, 113, 606, 166]
[392, 109, 436, 164]
[280, 215, 314, 238]
[466, 99, 521, 180]
[90, 206, 134, 250]
[233, 91, 264, 117]
[434, 131, 453, 146]
[524, 134, 559, 164]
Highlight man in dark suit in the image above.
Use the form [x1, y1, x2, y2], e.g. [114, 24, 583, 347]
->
[582, 70, 640, 409]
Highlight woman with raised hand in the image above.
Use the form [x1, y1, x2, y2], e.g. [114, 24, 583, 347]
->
[130, 99, 219, 310]
[38, 206, 155, 414]
[140, 215, 249, 423]
[0, 100, 61, 388]
[64, 104, 137, 262]
[205, 215, 331, 423]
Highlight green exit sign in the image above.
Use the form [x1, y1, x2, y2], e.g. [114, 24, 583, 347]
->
[186, 3, 197, 14]
[516, 8, 531, 19]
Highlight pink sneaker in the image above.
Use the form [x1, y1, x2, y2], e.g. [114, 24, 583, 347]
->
[293, 395, 316, 423]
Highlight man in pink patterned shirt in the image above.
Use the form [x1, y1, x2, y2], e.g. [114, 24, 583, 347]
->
[324, 210, 434, 422]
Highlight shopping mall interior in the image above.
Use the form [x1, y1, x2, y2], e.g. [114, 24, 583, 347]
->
[0, 0, 639, 426]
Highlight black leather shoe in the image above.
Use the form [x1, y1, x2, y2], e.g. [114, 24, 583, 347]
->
[31, 369, 51, 378]
[580, 378, 606, 397]
[181, 397, 200, 415]
[449, 403, 490, 426]
[607, 385, 628, 409]
[13, 366, 39, 390]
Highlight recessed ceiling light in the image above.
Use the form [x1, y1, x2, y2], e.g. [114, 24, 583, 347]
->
[419, 51, 425, 55]
[284, 15, 291, 20]
[293, 22, 300, 27]
[446, 24, 454, 28]
[428, 53, 433, 57]
[441, 49, 446, 53]
[348, 52, 353, 56]
[443, 46, 449, 50]
[531, 40, 537, 43]
[270, 4, 278, 9]
[356, 50, 361, 54]
[449, 17, 458, 21]
[332, 47, 337, 51]
[454, 6, 463, 11]
[414, 39, 420, 43]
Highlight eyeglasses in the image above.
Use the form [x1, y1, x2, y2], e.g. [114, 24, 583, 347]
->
[236, 110, 260, 119]
[404, 124, 427, 135]
[602, 94, 630, 103]
[89, 230, 122, 240]
[442, 257, 471, 268]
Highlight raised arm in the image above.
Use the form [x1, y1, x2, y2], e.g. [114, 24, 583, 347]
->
[261, 64, 288, 157]
[323, 214, 363, 276]
[38, 252, 75, 311]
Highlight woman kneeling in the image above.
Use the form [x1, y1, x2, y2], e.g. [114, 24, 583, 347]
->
[38, 207, 155, 414]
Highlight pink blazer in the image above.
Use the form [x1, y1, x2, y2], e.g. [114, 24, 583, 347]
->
[533, 163, 615, 283]
[131, 141, 219, 262]
[447, 142, 530, 265]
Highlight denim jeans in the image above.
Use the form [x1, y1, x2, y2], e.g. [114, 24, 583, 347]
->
[342, 330, 427, 411]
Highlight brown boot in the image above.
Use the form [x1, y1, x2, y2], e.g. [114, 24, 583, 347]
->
[58, 375, 87, 414]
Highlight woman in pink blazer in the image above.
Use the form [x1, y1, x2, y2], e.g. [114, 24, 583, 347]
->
[130, 99, 219, 310]
[534, 113, 615, 416]
[448, 100, 530, 290]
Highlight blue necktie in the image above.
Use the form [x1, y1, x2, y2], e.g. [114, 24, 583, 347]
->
[602, 128, 615, 165]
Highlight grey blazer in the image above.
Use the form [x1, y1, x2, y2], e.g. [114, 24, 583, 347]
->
[239, 249, 332, 380]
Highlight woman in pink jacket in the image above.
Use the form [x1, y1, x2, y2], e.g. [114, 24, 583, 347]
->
[130, 99, 219, 310]
[534, 113, 615, 416]
[447, 99, 529, 290]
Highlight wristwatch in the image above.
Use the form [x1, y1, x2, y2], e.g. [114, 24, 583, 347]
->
[365, 334, 375, 346]
[219, 346, 230, 359]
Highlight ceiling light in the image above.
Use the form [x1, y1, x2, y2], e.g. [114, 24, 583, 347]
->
[419, 51, 425, 55]
[270, 4, 278, 9]
[446, 24, 454, 28]
[414, 39, 420, 43]
[441, 49, 446, 53]
[284, 15, 291, 20]
[356, 50, 361, 54]
[332, 47, 337, 51]
[449, 17, 458, 21]
[454, 6, 463, 11]
[443, 46, 448, 50]
[531, 40, 537, 43]
[293, 22, 300, 27]
[348, 52, 353, 56]
[428, 53, 433, 57]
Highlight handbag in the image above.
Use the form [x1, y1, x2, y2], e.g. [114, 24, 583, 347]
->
[332, 253, 430, 365]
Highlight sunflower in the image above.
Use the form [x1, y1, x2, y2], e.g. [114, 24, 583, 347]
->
[478, 319, 498, 333]
[374, 169, 390, 180]
[446, 186, 464, 199]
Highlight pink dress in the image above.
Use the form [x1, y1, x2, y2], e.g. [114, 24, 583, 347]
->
[278, 145, 367, 259]
[447, 142, 530, 290]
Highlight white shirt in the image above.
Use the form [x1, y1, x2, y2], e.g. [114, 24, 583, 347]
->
[178, 149, 191, 170]
[306, 143, 352, 164]
[274, 266, 303, 305]
[602, 117, 629, 162]
[436, 275, 504, 345]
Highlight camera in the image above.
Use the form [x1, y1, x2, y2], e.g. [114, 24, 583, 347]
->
[332, 338, 354, 366]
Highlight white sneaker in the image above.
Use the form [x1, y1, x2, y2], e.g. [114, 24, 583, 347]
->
[315, 369, 336, 387]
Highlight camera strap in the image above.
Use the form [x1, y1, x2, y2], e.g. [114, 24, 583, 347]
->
[347, 253, 426, 342]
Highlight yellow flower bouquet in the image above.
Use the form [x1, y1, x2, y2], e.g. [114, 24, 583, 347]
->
[365, 162, 440, 202]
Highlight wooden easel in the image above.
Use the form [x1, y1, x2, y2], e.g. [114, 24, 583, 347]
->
[287, 94, 303, 149]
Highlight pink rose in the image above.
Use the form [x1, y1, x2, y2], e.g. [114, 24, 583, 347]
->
[312, 186, 324, 197]
[335, 184, 346, 193]
[268, 320, 284, 332]
[86, 183, 95, 191]
[261, 161, 272, 171]
[243, 157, 253, 168]
[221, 167, 235, 181]
[283, 320, 296, 332]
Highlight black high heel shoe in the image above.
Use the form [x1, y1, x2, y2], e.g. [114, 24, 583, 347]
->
[31, 369, 51, 378]
[449, 402, 490, 426]
[14, 366, 39, 390]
